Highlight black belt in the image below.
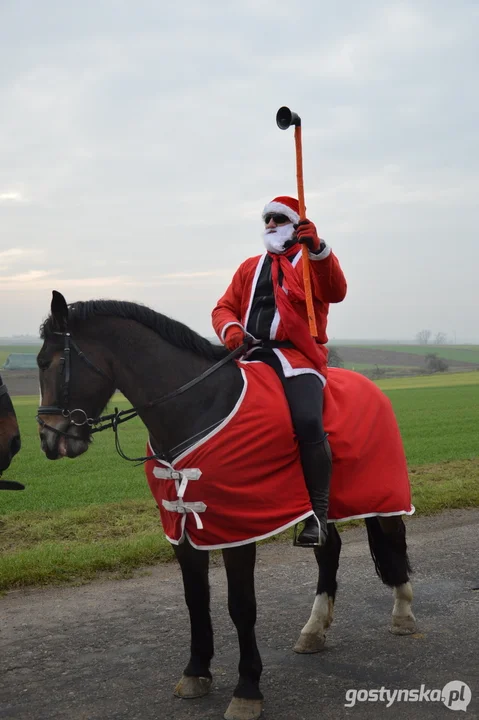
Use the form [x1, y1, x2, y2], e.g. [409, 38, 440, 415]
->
[257, 340, 295, 349]
[256, 340, 323, 349]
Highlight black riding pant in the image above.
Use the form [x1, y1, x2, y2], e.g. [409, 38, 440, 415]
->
[248, 350, 325, 443]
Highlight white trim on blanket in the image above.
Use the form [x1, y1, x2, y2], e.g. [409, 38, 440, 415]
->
[328, 506, 416, 524]
[147, 367, 249, 466]
[162, 506, 415, 548]
[185, 510, 314, 551]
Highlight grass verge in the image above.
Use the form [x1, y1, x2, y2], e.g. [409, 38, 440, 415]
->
[2, 458, 478, 591]
[1, 373, 478, 591]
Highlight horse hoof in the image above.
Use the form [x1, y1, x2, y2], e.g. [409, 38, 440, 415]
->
[293, 632, 326, 654]
[224, 697, 264, 720]
[390, 615, 417, 636]
[173, 674, 212, 698]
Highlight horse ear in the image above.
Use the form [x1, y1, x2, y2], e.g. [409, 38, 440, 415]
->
[51, 291, 69, 331]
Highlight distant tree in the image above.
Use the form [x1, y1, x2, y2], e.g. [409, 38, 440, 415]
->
[372, 364, 386, 379]
[434, 332, 447, 345]
[328, 347, 344, 368]
[424, 352, 449, 373]
[416, 329, 432, 345]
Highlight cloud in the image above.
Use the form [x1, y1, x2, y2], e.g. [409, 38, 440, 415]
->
[0, 248, 42, 261]
[0, 268, 233, 291]
[0, 191, 25, 202]
[154, 270, 232, 280]
[0, 0, 477, 341]
[0, 271, 124, 290]
[0, 270, 54, 286]
[308, 166, 479, 215]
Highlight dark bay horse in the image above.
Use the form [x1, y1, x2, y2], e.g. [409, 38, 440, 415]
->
[37, 291, 416, 720]
[0, 374, 22, 489]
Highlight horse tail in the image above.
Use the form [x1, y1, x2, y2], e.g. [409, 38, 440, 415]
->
[365, 516, 412, 588]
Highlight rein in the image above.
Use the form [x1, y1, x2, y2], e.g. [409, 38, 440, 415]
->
[37, 333, 251, 464]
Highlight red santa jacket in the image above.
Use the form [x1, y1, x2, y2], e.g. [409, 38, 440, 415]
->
[212, 243, 347, 382]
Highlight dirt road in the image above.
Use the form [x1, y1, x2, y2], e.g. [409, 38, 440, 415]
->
[1, 509, 478, 719]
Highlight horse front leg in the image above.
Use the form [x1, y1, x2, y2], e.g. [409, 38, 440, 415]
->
[366, 516, 417, 635]
[173, 539, 214, 699]
[294, 523, 341, 653]
[222, 543, 263, 720]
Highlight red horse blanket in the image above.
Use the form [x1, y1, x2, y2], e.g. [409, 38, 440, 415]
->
[145, 363, 414, 549]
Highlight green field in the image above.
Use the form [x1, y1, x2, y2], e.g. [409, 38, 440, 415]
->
[343, 363, 409, 372]
[1, 373, 478, 590]
[330, 343, 479, 375]
[348, 344, 479, 365]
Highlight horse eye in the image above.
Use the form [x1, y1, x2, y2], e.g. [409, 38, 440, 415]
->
[38, 358, 50, 371]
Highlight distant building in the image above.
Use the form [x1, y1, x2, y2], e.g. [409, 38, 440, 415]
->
[3, 353, 38, 370]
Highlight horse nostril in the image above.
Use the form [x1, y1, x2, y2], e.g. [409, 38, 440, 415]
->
[9, 434, 21, 458]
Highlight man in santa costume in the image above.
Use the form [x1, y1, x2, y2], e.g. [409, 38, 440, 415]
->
[212, 196, 347, 546]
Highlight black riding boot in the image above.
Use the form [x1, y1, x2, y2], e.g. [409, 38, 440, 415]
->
[296, 436, 332, 547]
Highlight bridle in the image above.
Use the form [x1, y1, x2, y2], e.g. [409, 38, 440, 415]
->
[37, 331, 250, 463]
[37, 332, 114, 435]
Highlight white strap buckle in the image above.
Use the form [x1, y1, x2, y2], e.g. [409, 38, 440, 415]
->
[152, 467, 202, 481]
[153, 466, 202, 499]
[162, 499, 207, 529]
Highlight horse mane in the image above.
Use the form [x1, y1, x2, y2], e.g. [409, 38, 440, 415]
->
[40, 299, 230, 362]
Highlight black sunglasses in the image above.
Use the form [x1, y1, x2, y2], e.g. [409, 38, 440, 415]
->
[264, 213, 291, 225]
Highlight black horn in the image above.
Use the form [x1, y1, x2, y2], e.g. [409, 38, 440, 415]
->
[276, 106, 301, 129]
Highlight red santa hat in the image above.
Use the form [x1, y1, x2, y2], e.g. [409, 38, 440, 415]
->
[262, 196, 300, 224]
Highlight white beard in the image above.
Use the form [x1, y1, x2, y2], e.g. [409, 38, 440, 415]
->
[262, 224, 295, 254]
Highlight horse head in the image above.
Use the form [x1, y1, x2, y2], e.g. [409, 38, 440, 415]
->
[0, 373, 21, 475]
[37, 291, 115, 460]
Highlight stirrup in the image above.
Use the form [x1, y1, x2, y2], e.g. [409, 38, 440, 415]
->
[293, 517, 326, 548]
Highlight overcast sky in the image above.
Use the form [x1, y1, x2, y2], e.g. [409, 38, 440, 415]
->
[1, 0, 478, 342]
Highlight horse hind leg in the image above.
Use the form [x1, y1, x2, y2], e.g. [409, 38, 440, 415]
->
[173, 540, 214, 699]
[366, 516, 417, 635]
[294, 523, 341, 653]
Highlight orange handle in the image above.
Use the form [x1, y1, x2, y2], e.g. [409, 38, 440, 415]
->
[294, 125, 318, 337]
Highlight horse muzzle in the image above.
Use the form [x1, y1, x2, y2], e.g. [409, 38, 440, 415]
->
[38, 416, 90, 460]
[0, 429, 21, 472]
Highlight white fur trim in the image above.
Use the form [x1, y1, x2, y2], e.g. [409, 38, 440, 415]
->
[270, 307, 281, 339]
[292, 250, 302, 267]
[243, 254, 266, 334]
[273, 349, 327, 387]
[309, 244, 332, 261]
[270, 250, 300, 339]
[220, 321, 245, 343]
[262, 201, 299, 225]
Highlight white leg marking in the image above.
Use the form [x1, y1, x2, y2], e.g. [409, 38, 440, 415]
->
[391, 582, 417, 635]
[302, 592, 332, 634]
[293, 592, 332, 653]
